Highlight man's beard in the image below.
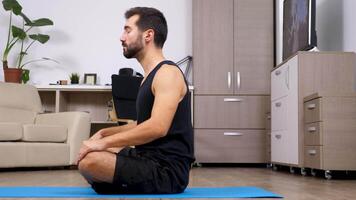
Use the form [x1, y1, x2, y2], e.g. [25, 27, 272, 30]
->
[122, 37, 144, 59]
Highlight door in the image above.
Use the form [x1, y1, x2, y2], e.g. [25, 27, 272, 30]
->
[193, 0, 234, 95]
[234, 0, 274, 95]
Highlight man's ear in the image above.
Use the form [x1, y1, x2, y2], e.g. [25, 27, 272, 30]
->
[144, 29, 154, 43]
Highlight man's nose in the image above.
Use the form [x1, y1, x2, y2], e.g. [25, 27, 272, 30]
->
[120, 34, 125, 43]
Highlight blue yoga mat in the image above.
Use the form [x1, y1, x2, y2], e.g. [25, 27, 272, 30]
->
[0, 186, 282, 198]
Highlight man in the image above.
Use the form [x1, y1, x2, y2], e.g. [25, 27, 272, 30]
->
[77, 7, 195, 194]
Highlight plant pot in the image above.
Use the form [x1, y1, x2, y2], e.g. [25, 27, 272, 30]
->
[71, 80, 79, 84]
[3, 68, 23, 83]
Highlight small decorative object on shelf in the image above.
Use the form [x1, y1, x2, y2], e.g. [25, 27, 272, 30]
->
[69, 73, 80, 84]
[57, 80, 68, 85]
[84, 73, 97, 85]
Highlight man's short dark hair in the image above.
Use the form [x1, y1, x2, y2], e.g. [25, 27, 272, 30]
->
[125, 7, 168, 48]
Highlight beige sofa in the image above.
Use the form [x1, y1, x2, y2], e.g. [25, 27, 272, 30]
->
[0, 82, 90, 168]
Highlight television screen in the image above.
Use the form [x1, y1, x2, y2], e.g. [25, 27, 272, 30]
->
[283, 0, 316, 61]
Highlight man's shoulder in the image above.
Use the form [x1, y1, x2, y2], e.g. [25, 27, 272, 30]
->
[152, 63, 186, 93]
[156, 63, 182, 78]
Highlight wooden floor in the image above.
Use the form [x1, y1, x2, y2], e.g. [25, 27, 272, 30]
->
[1, 166, 356, 199]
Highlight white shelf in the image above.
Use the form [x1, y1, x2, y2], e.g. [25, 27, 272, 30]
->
[35, 84, 194, 91]
[35, 84, 111, 92]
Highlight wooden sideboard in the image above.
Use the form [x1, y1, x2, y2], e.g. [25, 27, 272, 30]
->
[36, 85, 194, 124]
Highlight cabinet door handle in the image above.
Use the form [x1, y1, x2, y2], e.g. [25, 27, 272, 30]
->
[308, 126, 317, 132]
[237, 71, 241, 90]
[308, 149, 317, 155]
[275, 134, 282, 139]
[224, 98, 243, 102]
[275, 102, 282, 107]
[275, 70, 281, 76]
[228, 72, 231, 89]
[224, 132, 243, 136]
[307, 103, 316, 109]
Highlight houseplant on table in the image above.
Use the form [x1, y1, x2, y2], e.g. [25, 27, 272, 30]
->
[69, 73, 80, 84]
[2, 0, 53, 83]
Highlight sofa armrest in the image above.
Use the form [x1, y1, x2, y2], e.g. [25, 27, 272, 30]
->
[35, 112, 91, 165]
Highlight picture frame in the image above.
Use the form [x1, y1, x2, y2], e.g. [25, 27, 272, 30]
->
[84, 73, 97, 85]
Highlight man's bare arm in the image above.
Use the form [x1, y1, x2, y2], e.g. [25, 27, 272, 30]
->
[90, 121, 137, 140]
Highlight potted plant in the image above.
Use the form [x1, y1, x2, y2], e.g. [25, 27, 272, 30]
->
[2, 0, 53, 83]
[69, 73, 80, 84]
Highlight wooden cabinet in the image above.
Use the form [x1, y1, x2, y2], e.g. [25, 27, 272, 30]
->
[194, 96, 268, 129]
[193, 0, 273, 163]
[234, 0, 274, 95]
[195, 129, 267, 163]
[193, 0, 273, 95]
[303, 93, 356, 171]
[271, 52, 356, 167]
[193, 0, 234, 95]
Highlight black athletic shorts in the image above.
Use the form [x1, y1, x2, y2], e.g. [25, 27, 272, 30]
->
[90, 147, 187, 194]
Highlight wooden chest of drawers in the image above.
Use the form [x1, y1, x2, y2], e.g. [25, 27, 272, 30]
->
[303, 92, 356, 170]
[194, 96, 269, 163]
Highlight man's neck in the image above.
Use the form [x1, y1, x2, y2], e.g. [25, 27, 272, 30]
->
[137, 47, 165, 76]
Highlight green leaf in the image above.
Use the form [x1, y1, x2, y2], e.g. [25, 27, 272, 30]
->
[26, 18, 53, 27]
[2, 0, 22, 15]
[12, 25, 26, 39]
[20, 13, 32, 25]
[29, 34, 50, 44]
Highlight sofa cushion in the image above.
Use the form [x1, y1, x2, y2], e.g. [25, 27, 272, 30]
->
[23, 124, 67, 142]
[0, 82, 43, 113]
[0, 107, 36, 124]
[0, 122, 23, 141]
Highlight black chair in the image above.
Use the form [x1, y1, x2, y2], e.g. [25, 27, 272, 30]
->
[110, 74, 143, 124]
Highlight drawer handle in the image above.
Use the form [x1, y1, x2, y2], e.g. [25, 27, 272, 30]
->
[308, 127, 317, 132]
[307, 103, 316, 109]
[275, 134, 282, 139]
[227, 72, 231, 89]
[275, 70, 281, 76]
[237, 72, 241, 90]
[308, 149, 317, 155]
[224, 98, 243, 102]
[224, 132, 243, 136]
[275, 102, 282, 107]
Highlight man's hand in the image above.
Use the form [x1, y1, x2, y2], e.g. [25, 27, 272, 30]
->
[89, 129, 104, 141]
[77, 139, 107, 165]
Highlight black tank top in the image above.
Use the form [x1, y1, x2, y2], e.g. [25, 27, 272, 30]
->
[135, 60, 195, 184]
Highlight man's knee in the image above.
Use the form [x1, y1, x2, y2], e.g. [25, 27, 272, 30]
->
[78, 152, 101, 173]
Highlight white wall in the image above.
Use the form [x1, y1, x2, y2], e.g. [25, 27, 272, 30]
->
[275, 0, 356, 65]
[0, 0, 192, 85]
[343, 0, 356, 52]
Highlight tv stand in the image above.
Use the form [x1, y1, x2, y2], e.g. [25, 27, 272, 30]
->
[271, 51, 356, 169]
